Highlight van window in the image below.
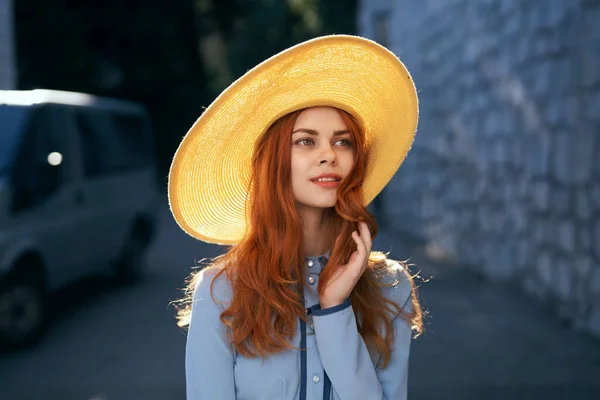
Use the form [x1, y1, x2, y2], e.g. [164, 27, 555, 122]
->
[0, 105, 30, 175]
[75, 109, 151, 177]
[10, 105, 69, 212]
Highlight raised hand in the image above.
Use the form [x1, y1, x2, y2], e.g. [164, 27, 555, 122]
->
[319, 221, 373, 309]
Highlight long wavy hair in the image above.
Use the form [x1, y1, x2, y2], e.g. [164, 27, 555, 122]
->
[175, 107, 423, 368]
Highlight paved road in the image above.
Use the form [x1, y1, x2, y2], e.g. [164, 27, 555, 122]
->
[0, 204, 222, 400]
[1, 204, 599, 399]
[377, 232, 600, 399]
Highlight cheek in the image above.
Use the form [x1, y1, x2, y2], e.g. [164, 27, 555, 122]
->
[290, 157, 300, 179]
[340, 152, 355, 172]
[290, 157, 306, 185]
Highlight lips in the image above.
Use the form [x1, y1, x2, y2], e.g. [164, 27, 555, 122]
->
[310, 173, 342, 182]
[311, 179, 341, 189]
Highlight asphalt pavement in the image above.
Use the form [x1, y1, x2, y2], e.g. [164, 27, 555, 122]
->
[0, 205, 599, 399]
[375, 229, 600, 399]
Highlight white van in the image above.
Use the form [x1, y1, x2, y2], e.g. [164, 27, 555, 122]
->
[0, 89, 159, 348]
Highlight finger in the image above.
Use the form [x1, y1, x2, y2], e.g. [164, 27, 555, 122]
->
[345, 249, 363, 274]
[359, 221, 372, 251]
[357, 223, 371, 271]
[356, 223, 370, 254]
[352, 230, 366, 258]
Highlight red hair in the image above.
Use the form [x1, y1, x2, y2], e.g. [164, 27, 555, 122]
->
[176, 107, 423, 368]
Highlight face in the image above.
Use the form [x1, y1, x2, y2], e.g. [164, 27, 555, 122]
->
[290, 107, 355, 212]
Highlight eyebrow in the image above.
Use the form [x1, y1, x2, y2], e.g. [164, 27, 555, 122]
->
[291, 128, 350, 136]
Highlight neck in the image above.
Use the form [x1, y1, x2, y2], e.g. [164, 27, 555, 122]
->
[297, 205, 330, 257]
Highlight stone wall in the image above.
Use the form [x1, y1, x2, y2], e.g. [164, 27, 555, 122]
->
[359, 0, 600, 336]
[0, 0, 15, 89]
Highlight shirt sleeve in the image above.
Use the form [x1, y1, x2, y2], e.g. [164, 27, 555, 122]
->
[185, 268, 237, 400]
[374, 293, 413, 399]
[311, 269, 414, 400]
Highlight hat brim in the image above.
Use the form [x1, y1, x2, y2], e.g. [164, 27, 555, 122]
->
[168, 35, 418, 244]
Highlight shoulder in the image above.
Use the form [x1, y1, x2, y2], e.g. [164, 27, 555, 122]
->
[374, 258, 414, 308]
[192, 265, 234, 310]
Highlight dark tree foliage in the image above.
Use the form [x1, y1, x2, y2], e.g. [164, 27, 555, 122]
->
[14, 0, 357, 178]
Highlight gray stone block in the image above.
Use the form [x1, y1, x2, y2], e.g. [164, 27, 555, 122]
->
[537, 251, 553, 286]
[545, 98, 563, 128]
[504, 10, 521, 37]
[553, 186, 570, 215]
[580, 43, 600, 87]
[534, 220, 545, 246]
[362, 0, 600, 339]
[527, 134, 550, 176]
[516, 236, 533, 267]
[552, 57, 573, 93]
[512, 173, 529, 201]
[488, 240, 515, 280]
[421, 194, 437, 219]
[513, 206, 527, 233]
[480, 111, 499, 137]
[522, 5, 539, 31]
[492, 139, 509, 164]
[556, 259, 572, 300]
[576, 188, 591, 220]
[533, 60, 553, 97]
[589, 306, 600, 336]
[582, 5, 600, 40]
[479, 206, 492, 234]
[545, 1, 571, 28]
[579, 224, 592, 252]
[575, 255, 593, 278]
[552, 132, 571, 184]
[590, 182, 600, 208]
[523, 273, 543, 298]
[503, 108, 519, 135]
[572, 134, 595, 184]
[514, 37, 530, 65]
[558, 219, 576, 253]
[583, 91, 600, 122]
[594, 219, 600, 259]
[498, 0, 515, 15]
[532, 180, 550, 211]
[590, 269, 600, 296]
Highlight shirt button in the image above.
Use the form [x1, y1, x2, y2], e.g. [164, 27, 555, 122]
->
[312, 375, 320, 383]
[307, 259, 314, 267]
[308, 275, 316, 285]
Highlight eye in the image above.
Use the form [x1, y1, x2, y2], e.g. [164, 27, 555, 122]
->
[295, 138, 315, 146]
[335, 139, 353, 147]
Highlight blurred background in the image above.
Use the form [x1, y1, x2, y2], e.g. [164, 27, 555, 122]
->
[1, 0, 600, 399]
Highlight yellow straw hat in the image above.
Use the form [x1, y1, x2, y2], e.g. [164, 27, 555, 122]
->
[168, 34, 419, 245]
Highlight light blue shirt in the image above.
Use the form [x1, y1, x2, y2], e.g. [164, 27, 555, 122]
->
[185, 251, 414, 399]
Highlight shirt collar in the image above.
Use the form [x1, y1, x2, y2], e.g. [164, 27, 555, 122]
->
[303, 249, 331, 274]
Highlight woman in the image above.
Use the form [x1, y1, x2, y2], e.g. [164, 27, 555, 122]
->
[169, 35, 424, 400]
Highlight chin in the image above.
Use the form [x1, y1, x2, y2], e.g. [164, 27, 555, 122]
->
[309, 198, 337, 209]
[296, 198, 337, 210]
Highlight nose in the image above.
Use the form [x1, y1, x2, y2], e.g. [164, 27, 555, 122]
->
[319, 144, 337, 165]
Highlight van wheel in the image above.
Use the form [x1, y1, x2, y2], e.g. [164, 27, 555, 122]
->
[114, 233, 146, 284]
[0, 274, 47, 349]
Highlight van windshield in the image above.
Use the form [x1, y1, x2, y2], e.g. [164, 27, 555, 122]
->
[0, 105, 30, 174]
